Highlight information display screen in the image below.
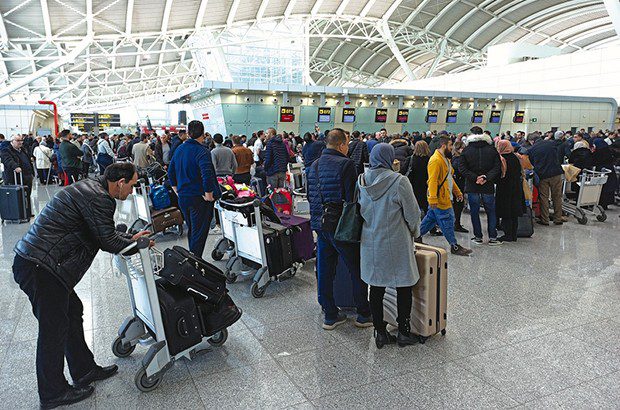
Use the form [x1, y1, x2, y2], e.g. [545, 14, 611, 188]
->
[375, 108, 388, 123]
[318, 107, 332, 123]
[396, 109, 409, 123]
[426, 109, 438, 123]
[513, 110, 525, 123]
[342, 108, 356, 123]
[279, 106, 295, 122]
[490, 110, 502, 124]
[472, 110, 484, 124]
[97, 113, 121, 129]
[446, 110, 458, 124]
[70, 113, 95, 132]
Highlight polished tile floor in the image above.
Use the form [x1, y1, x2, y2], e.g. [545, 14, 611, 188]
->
[0, 183, 619, 409]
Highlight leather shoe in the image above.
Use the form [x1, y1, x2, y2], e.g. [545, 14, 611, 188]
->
[40, 385, 94, 409]
[74, 364, 119, 387]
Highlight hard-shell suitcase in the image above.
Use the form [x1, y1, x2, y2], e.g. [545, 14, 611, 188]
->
[0, 172, 30, 224]
[517, 207, 535, 238]
[151, 207, 183, 234]
[383, 243, 448, 341]
[275, 212, 315, 262]
[155, 280, 202, 356]
[262, 223, 293, 276]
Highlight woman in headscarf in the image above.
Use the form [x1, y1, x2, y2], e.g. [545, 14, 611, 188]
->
[495, 140, 525, 242]
[592, 138, 618, 209]
[358, 143, 421, 349]
[568, 140, 593, 197]
[400, 140, 430, 214]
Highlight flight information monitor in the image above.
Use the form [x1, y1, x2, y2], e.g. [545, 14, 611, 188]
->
[279, 106, 295, 122]
[446, 110, 458, 123]
[70, 113, 95, 132]
[426, 109, 438, 123]
[375, 108, 388, 123]
[472, 110, 484, 124]
[318, 107, 332, 123]
[342, 108, 356, 123]
[513, 110, 525, 123]
[396, 109, 409, 123]
[97, 113, 121, 129]
[490, 110, 501, 124]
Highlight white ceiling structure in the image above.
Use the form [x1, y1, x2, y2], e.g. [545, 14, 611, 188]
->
[0, 0, 619, 111]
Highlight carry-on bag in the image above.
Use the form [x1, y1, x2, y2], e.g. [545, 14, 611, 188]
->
[275, 212, 314, 262]
[517, 207, 535, 238]
[155, 279, 203, 356]
[383, 243, 448, 341]
[196, 293, 242, 336]
[151, 207, 183, 234]
[159, 246, 227, 305]
[270, 188, 293, 215]
[150, 184, 171, 210]
[0, 171, 30, 223]
[262, 223, 294, 276]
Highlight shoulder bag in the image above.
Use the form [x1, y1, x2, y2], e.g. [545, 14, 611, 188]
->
[334, 175, 364, 243]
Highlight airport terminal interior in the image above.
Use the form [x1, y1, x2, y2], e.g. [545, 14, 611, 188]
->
[1, 0, 620, 409]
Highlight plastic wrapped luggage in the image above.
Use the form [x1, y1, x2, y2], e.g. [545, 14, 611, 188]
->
[155, 280, 202, 356]
[275, 212, 314, 262]
[383, 243, 447, 342]
[517, 207, 534, 238]
[151, 207, 183, 234]
[0, 172, 30, 224]
[262, 223, 294, 276]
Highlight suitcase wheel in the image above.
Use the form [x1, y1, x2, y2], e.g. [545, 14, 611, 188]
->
[111, 336, 136, 358]
[135, 367, 163, 392]
[441, 329, 446, 336]
[251, 282, 267, 298]
[225, 271, 237, 284]
[207, 329, 228, 347]
[212, 248, 225, 261]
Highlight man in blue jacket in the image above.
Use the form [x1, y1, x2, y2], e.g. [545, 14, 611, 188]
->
[307, 128, 372, 330]
[167, 120, 220, 257]
[263, 127, 290, 188]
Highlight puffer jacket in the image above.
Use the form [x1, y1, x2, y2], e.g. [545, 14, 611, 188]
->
[390, 139, 413, 163]
[526, 139, 563, 180]
[458, 134, 501, 194]
[14, 176, 134, 289]
[306, 148, 357, 231]
[264, 135, 290, 176]
[348, 138, 369, 175]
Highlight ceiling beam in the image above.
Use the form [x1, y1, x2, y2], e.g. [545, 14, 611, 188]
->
[161, 0, 174, 32]
[336, 0, 350, 16]
[378, 20, 416, 81]
[311, 0, 324, 16]
[39, 0, 52, 40]
[195, 0, 208, 29]
[284, 0, 298, 18]
[603, 0, 620, 38]
[125, 0, 134, 34]
[256, 0, 270, 20]
[227, 0, 241, 26]
[86, 0, 93, 35]
[382, 0, 404, 21]
[360, 0, 377, 18]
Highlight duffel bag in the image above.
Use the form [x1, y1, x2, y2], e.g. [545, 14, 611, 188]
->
[159, 246, 227, 305]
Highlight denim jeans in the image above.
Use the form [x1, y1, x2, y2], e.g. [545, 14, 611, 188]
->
[467, 193, 498, 240]
[316, 230, 370, 320]
[420, 207, 457, 246]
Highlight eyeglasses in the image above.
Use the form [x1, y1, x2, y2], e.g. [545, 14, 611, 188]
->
[13, 139, 24, 142]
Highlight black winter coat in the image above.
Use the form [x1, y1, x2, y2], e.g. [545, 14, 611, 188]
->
[401, 154, 429, 212]
[527, 139, 563, 180]
[348, 138, 369, 175]
[458, 134, 501, 194]
[495, 154, 525, 218]
[14, 176, 134, 289]
[593, 148, 618, 195]
[568, 148, 593, 171]
[390, 139, 413, 163]
[1, 145, 34, 183]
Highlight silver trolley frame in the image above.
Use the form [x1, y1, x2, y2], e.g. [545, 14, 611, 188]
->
[129, 182, 183, 236]
[112, 238, 227, 392]
[562, 168, 609, 224]
[216, 199, 299, 298]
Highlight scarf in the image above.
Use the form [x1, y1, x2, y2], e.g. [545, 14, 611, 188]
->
[369, 143, 395, 170]
[496, 139, 514, 178]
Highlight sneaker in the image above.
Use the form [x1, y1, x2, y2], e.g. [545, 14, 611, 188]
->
[451, 244, 473, 256]
[354, 315, 373, 328]
[454, 225, 469, 233]
[323, 312, 347, 330]
[471, 237, 483, 244]
[488, 239, 503, 246]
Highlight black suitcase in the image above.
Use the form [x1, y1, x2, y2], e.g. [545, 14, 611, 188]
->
[196, 294, 242, 336]
[159, 246, 227, 305]
[155, 280, 202, 356]
[0, 172, 30, 224]
[517, 207, 534, 238]
[262, 222, 293, 276]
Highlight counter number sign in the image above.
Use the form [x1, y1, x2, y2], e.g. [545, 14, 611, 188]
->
[342, 108, 356, 123]
[375, 108, 388, 123]
[396, 109, 409, 123]
[318, 107, 332, 123]
[513, 110, 525, 124]
[280, 106, 295, 123]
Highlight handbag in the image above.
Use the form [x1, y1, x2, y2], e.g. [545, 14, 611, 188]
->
[334, 175, 363, 243]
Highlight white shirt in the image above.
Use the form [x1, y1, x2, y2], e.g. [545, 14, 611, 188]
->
[97, 139, 114, 156]
[252, 139, 263, 162]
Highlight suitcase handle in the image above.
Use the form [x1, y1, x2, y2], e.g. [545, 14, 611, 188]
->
[13, 170, 23, 186]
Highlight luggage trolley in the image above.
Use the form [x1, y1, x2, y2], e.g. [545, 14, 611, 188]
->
[112, 238, 227, 392]
[217, 199, 299, 298]
[562, 168, 610, 225]
[129, 182, 183, 236]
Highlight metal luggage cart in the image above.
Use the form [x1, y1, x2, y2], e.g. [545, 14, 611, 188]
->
[562, 168, 609, 225]
[129, 182, 183, 236]
[211, 199, 240, 262]
[216, 199, 299, 298]
[112, 238, 227, 392]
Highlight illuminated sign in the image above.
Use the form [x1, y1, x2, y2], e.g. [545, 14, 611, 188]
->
[472, 110, 484, 124]
[318, 107, 332, 123]
[426, 109, 438, 123]
[342, 108, 356, 123]
[279, 106, 295, 123]
[70, 113, 120, 132]
[513, 110, 525, 123]
[375, 108, 388, 123]
[446, 110, 458, 124]
[490, 111, 502, 124]
[396, 109, 409, 123]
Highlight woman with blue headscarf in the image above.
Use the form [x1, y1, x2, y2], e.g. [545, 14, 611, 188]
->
[358, 143, 421, 348]
[592, 138, 618, 209]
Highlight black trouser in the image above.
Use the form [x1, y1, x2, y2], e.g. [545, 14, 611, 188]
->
[81, 161, 91, 178]
[64, 167, 81, 184]
[37, 168, 49, 184]
[12, 255, 96, 401]
[453, 199, 464, 227]
[502, 217, 519, 241]
[369, 286, 413, 331]
[233, 172, 251, 185]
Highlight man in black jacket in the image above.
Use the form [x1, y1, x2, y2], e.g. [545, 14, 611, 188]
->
[1, 134, 35, 213]
[13, 163, 151, 409]
[347, 130, 369, 175]
[458, 126, 502, 245]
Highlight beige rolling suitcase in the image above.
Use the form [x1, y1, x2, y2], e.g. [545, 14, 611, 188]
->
[383, 243, 448, 343]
